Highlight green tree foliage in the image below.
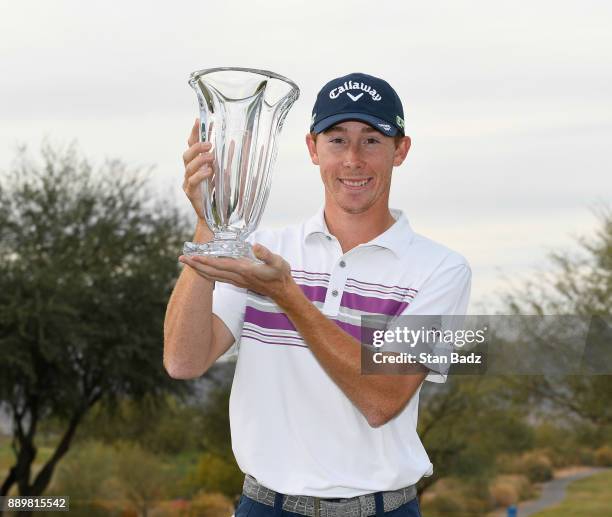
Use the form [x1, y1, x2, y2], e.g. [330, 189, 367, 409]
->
[71, 393, 208, 455]
[0, 142, 194, 505]
[199, 384, 234, 461]
[502, 207, 612, 431]
[418, 376, 534, 494]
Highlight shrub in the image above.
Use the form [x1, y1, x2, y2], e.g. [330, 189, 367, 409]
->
[595, 445, 612, 466]
[421, 493, 466, 514]
[537, 445, 573, 468]
[501, 474, 534, 500]
[488, 474, 535, 509]
[576, 447, 596, 466]
[49, 439, 120, 515]
[112, 440, 172, 516]
[489, 481, 518, 507]
[184, 453, 244, 498]
[518, 451, 553, 482]
[189, 491, 235, 517]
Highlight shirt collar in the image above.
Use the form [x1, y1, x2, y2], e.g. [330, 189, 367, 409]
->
[303, 205, 414, 258]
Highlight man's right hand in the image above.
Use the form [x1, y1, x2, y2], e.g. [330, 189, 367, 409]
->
[182, 118, 215, 224]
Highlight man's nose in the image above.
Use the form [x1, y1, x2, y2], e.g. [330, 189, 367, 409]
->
[342, 144, 363, 168]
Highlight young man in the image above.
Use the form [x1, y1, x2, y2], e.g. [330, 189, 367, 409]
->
[164, 72, 471, 517]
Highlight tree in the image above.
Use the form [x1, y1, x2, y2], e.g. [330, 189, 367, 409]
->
[502, 207, 612, 431]
[0, 141, 195, 513]
[417, 376, 534, 495]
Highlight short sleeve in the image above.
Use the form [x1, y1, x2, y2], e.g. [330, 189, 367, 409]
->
[212, 279, 247, 360]
[403, 259, 472, 383]
[212, 281, 247, 340]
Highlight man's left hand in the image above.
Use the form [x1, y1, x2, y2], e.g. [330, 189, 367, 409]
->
[178, 244, 295, 305]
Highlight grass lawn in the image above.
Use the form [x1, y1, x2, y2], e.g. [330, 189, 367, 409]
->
[531, 470, 612, 517]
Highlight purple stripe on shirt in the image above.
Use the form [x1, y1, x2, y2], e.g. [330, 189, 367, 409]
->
[291, 277, 329, 288]
[346, 278, 418, 294]
[291, 269, 331, 278]
[245, 306, 362, 340]
[242, 325, 304, 343]
[345, 284, 416, 299]
[341, 291, 410, 315]
[296, 283, 328, 303]
[241, 332, 308, 348]
[333, 319, 370, 341]
[245, 306, 297, 331]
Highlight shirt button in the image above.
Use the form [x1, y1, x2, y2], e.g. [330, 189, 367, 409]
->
[339, 260, 346, 268]
[331, 289, 339, 297]
[326, 235, 332, 241]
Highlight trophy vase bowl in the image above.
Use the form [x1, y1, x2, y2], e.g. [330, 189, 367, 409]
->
[183, 67, 300, 259]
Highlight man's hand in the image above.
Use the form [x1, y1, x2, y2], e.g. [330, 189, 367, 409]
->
[178, 244, 297, 306]
[183, 118, 215, 225]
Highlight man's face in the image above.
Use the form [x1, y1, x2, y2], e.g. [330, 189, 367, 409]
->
[305, 121, 411, 215]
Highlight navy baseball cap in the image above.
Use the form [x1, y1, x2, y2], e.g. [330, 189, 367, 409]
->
[310, 72, 405, 137]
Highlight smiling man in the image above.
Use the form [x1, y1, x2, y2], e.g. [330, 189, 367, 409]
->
[164, 72, 472, 517]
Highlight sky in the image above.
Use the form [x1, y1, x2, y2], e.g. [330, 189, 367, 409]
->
[1, 0, 610, 310]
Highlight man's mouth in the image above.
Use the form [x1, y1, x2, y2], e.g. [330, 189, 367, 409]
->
[339, 177, 373, 189]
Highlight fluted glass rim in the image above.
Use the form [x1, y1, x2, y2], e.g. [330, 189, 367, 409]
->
[188, 66, 300, 93]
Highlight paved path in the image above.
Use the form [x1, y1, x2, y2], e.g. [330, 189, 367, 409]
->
[491, 467, 609, 516]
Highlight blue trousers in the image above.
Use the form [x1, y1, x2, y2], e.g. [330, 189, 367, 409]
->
[235, 492, 422, 517]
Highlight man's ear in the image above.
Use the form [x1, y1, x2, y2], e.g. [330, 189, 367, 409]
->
[393, 136, 411, 167]
[305, 133, 320, 165]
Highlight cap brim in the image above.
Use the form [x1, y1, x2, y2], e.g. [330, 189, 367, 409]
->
[311, 112, 399, 136]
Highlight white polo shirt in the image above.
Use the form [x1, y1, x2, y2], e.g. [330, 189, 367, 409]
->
[212, 206, 471, 497]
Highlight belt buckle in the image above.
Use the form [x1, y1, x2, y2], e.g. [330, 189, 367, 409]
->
[318, 494, 362, 517]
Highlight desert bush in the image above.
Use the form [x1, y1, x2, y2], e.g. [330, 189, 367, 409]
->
[148, 499, 191, 517]
[112, 440, 173, 516]
[498, 474, 534, 500]
[421, 492, 466, 514]
[517, 451, 553, 482]
[189, 491, 235, 517]
[184, 452, 244, 498]
[489, 481, 518, 507]
[594, 445, 612, 466]
[462, 496, 492, 514]
[49, 439, 120, 515]
[494, 453, 517, 474]
[575, 447, 596, 466]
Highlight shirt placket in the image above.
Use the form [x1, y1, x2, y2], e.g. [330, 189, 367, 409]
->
[322, 235, 349, 317]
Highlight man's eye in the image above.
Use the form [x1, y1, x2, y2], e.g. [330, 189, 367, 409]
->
[330, 138, 345, 144]
[365, 138, 380, 144]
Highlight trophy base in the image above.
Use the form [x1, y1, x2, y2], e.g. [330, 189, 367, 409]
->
[183, 239, 259, 261]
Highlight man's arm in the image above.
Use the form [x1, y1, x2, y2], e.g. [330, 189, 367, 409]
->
[277, 281, 428, 428]
[163, 222, 235, 379]
[180, 244, 428, 427]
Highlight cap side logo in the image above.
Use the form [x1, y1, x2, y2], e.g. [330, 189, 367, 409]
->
[329, 80, 382, 101]
[396, 115, 405, 129]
